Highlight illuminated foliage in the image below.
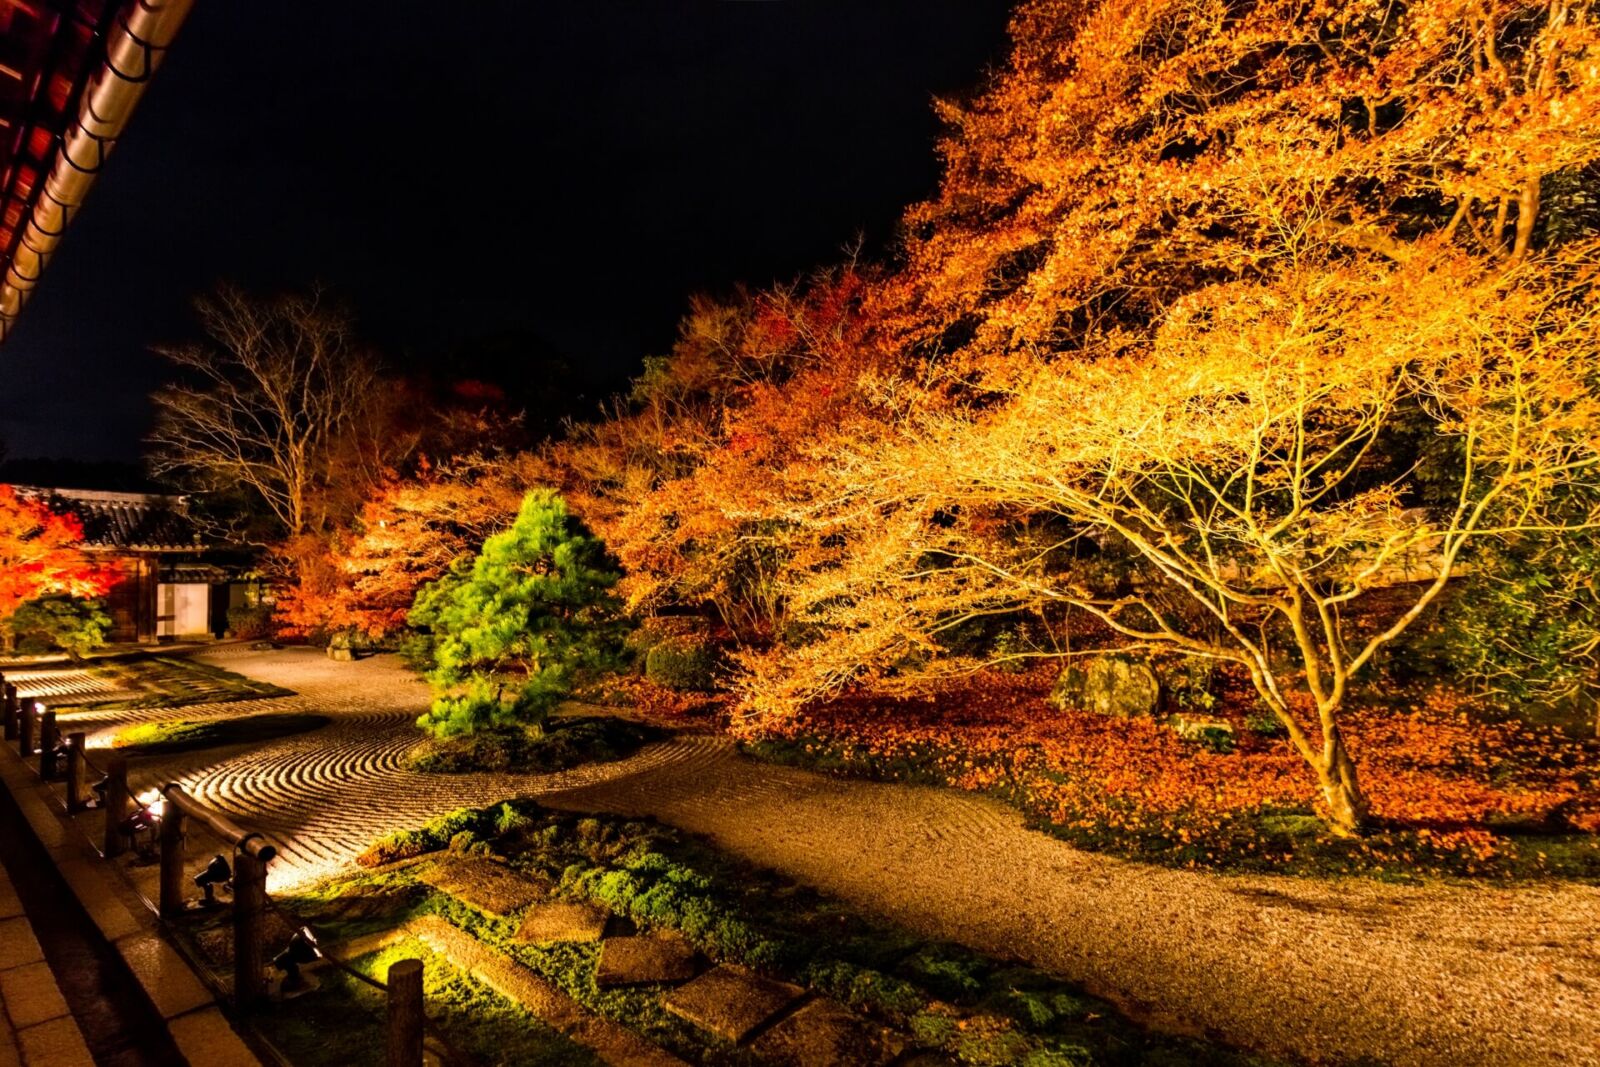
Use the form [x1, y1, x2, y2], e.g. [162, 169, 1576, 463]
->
[410, 491, 622, 737]
[0, 485, 109, 632]
[728, 0, 1600, 832]
[273, 453, 547, 639]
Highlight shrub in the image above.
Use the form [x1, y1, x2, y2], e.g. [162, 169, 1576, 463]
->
[226, 603, 273, 640]
[11, 595, 110, 658]
[356, 805, 524, 866]
[644, 636, 717, 691]
[411, 718, 660, 774]
[410, 491, 623, 737]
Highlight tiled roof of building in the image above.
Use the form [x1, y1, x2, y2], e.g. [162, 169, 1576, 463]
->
[15, 486, 205, 552]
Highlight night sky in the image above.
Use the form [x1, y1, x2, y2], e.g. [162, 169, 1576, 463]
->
[0, 2, 1012, 463]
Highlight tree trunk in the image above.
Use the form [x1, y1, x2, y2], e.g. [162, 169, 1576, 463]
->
[1317, 726, 1368, 834]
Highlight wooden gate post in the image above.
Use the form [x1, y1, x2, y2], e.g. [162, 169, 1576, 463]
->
[102, 757, 130, 857]
[0, 681, 14, 740]
[159, 798, 187, 919]
[233, 848, 266, 1010]
[38, 710, 58, 778]
[386, 958, 424, 1067]
[17, 700, 36, 757]
[65, 732, 87, 812]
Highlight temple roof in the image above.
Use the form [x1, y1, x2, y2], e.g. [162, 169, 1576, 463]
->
[16, 485, 205, 552]
[0, 0, 193, 343]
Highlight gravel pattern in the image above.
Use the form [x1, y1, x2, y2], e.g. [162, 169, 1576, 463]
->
[35, 648, 1600, 1066]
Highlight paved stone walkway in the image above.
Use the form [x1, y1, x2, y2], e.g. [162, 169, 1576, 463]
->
[0, 863, 93, 1067]
[36, 647, 1600, 1067]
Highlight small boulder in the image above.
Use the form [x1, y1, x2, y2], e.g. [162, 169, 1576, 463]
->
[663, 964, 805, 1043]
[514, 902, 609, 944]
[1048, 654, 1161, 717]
[594, 933, 699, 987]
[750, 997, 903, 1067]
[1169, 713, 1235, 751]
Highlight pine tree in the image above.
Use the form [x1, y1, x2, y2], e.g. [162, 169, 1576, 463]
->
[410, 490, 621, 737]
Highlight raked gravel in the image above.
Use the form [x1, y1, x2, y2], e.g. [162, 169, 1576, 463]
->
[36, 647, 1600, 1066]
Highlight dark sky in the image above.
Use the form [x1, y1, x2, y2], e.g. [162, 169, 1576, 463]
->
[0, 2, 1012, 462]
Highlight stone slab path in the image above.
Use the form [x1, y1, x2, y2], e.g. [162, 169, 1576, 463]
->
[35, 647, 1600, 1067]
[0, 865, 94, 1067]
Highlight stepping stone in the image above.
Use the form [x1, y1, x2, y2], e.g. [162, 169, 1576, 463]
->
[662, 964, 804, 1043]
[750, 997, 904, 1067]
[594, 934, 699, 987]
[514, 901, 609, 944]
[417, 858, 546, 917]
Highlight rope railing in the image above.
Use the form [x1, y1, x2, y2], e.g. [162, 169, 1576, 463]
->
[0, 670, 438, 1066]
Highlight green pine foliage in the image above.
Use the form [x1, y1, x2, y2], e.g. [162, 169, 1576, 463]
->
[408, 490, 622, 737]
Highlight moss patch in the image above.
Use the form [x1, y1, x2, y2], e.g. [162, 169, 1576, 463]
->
[256, 938, 600, 1067]
[298, 802, 1279, 1067]
[88, 655, 293, 709]
[111, 712, 330, 754]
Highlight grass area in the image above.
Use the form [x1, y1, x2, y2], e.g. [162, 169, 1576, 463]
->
[407, 716, 665, 775]
[257, 938, 601, 1067]
[284, 801, 1275, 1066]
[110, 713, 330, 754]
[86, 654, 293, 709]
[736, 668, 1600, 882]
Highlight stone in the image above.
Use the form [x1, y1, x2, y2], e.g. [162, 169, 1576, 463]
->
[594, 934, 698, 987]
[663, 964, 804, 1043]
[749, 997, 903, 1067]
[15, 1017, 93, 1067]
[1047, 654, 1160, 717]
[0, 962, 69, 1029]
[1169, 713, 1235, 749]
[417, 858, 546, 917]
[326, 645, 354, 662]
[113, 932, 215, 1019]
[514, 902, 609, 945]
[0, 919, 43, 970]
[167, 1006, 260, 1067]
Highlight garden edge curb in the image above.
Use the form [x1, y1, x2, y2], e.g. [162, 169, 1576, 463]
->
[0, 741, 264, 1067]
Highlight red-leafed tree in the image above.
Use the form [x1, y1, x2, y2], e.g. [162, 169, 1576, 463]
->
[274, 453, 549, 639]
[0, 485, 110, 625]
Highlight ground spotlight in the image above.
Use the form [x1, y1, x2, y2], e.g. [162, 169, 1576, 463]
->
[119, 790, 165, 859]
[193, 854, 232, 907]
[272, 927, 322, 996]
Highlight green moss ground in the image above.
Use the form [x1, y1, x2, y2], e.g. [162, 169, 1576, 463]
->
[110, 713, 331, 755]
[285, 803, 1278, 1066]
[256, 938, 599, 1067]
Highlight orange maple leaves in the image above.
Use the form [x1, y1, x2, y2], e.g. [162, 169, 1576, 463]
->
[0, 485, 109, 619]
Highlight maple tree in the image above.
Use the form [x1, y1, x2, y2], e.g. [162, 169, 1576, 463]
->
[718, 0, 1600, 833]
[0, 485, 109, 639]
[548, 267, 879, 639]
[273, 453, 547, 639]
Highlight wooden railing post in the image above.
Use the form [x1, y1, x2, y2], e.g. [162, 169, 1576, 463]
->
[159, 797, 187, 919]
[0, 681, 13, 740]
[38, 710, 58, 779]
[233, 847, 266, 1010]
[65, 732, 87, 813]
[386, 958, 424, 1067]
[102, 756, 130, 857]
[17, 700, 36, 757]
